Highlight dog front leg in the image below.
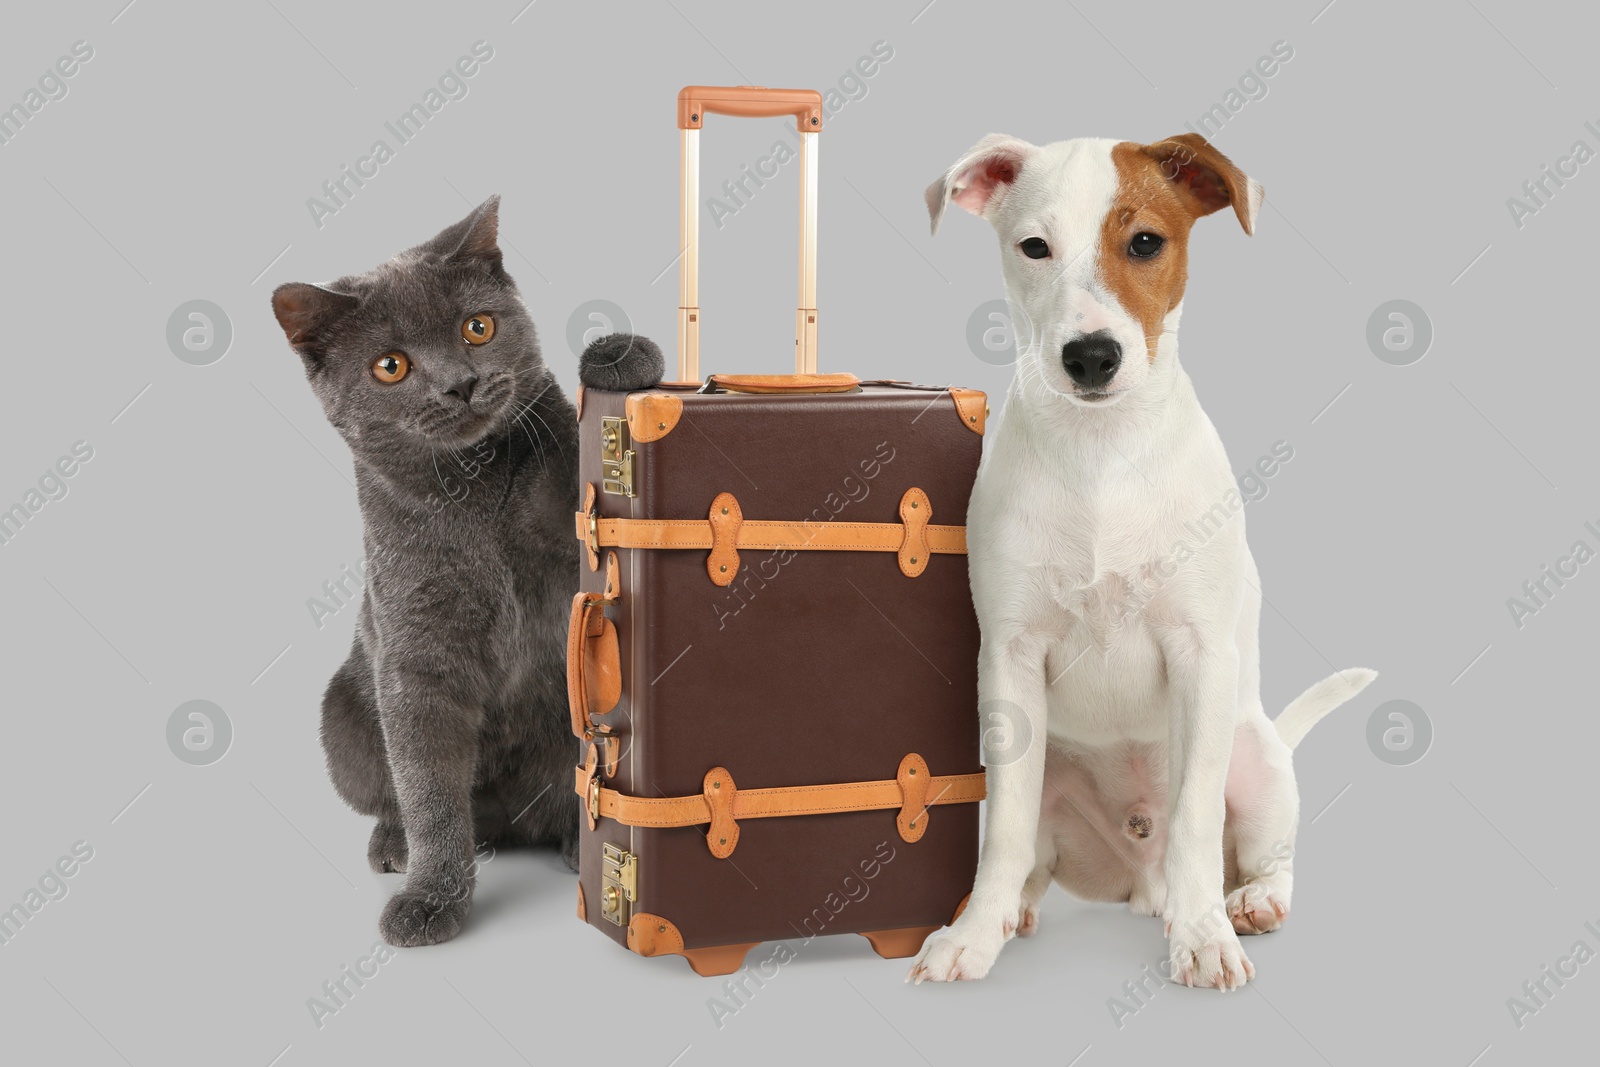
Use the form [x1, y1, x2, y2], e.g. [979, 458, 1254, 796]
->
[909, 637, 1048, 983]
[1161, 635, 1253, 990]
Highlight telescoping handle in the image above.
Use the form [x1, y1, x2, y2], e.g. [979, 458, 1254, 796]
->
[677, 85, 823, 381]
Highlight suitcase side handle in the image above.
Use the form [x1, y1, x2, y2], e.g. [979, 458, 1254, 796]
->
[677, 85, 822, 383]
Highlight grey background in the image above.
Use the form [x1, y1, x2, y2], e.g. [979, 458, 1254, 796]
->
[0, 1, 1592, 1064]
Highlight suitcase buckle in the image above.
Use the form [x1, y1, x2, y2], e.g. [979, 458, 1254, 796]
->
[586, 772, 601, 823]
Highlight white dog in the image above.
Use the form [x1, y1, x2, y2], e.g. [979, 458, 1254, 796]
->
[908, 133, 1375, 990]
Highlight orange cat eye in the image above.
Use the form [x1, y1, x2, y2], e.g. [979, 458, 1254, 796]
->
[372, 352, 410, 383]
[462, 314, 495, 345]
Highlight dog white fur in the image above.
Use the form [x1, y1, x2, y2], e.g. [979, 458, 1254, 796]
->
[908, 134, 1374, 990]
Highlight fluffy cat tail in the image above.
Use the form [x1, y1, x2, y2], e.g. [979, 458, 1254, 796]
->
[1273, 668, 1378, 750]
[579, 333, 665, 392]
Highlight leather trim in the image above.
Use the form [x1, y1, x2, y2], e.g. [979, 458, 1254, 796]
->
[896, 753, 931, 842]
[704, 767, 739, 858]
[575, 384, 585, 420]
[951, 892, 971, 924]
[576, 882, 587, 922]
[898, 488, 931, 578]
[950, 388, 987, 434]
[626, 392, 683, 442]
[578, 483, 599, 571]
[583, 516, 966, 555]
[708, 372, 860, 394]
[575, 762, 986, 829]
[706, 493, 743, 586]
[627, 913, 685, 958]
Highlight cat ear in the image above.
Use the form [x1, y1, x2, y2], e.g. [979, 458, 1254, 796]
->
[424, 195, 504, 273]
[272, 282, 357, 363]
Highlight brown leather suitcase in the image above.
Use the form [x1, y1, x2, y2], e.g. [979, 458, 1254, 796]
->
[567, 86, 986, 976]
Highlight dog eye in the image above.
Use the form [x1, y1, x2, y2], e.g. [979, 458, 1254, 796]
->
[1019, 237, 1050, 260]
[1128, 232, 1165, 259]
[462, 314, 495, 345]
[372, 352, 410, 383]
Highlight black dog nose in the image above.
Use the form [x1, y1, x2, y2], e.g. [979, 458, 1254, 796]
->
[445, 375, 479, 405]
[1062, 332, 1122, 390]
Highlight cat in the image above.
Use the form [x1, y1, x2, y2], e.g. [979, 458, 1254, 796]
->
[270, 196, 660, 946]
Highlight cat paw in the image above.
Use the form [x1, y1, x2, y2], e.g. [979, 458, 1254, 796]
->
[379, 884, 471, 947]
[367, 822, 408, 874]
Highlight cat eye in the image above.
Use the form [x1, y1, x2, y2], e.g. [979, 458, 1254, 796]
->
[1019, 237, 1050, 259]
[1128, 232, 1165, 259]
[462, 314, 495, 345]
[372, 352, 410, 383]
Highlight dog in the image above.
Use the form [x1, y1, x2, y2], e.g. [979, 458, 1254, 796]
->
[907, 133, 1375, 990]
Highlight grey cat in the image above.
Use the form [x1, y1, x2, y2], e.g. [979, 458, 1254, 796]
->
[269, 197, 660, 947]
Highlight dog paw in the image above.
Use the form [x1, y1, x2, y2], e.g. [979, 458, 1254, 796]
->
[379, 883, 471, 947]
[1226, 883, 1288, 935]
[367, 822, 408, 874]
[1016, 901, 1041, 938]
[1168, 925, 1253, 991]
[906, 922, 1005, 983]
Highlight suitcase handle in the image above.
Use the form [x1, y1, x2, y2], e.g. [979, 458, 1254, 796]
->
[702, 372, 859, 394]
[676, 85, 822, 383]
[678, 85, 823, 132]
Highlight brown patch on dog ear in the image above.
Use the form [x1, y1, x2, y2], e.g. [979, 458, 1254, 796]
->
[1103, 144, 1198, 363]
[1140, 134, 1262, 235]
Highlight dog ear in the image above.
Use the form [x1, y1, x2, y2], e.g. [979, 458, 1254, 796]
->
[925, 134, 1037, 235]
[1141, 134, 1262, 235]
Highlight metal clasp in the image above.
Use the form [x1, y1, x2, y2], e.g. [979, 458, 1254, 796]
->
[600, 416, 635, 497]
[600, 842, 637, 926]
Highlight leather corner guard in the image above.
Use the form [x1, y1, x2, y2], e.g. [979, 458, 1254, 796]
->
[627, 913, 684, 958]
[860, 925, 939, 959]
[950, 388, 987, 434]
[951, 892, 971, 924]
[896, 753, 931, 842]
[567, 552, 622, 743]
[576, 882, 587, 922]
[626, 392, 683, 442]
[575, 384, 585, 420]
[576, 758, 985, 855]
[628, 911, 761, 976]
[704, 767, 739, 858]
[707, 493, 742, 586]
[577, 491, 966, 583]
[898, 488, 930, 578]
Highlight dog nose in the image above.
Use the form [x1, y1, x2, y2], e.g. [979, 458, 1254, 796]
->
[1061, 333, 1122, 390]
[445, 375, 479, 405]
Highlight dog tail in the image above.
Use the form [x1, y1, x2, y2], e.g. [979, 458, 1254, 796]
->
[1273, 668, 1377, 750]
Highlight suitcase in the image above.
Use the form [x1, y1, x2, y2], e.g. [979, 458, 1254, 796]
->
[567, 85, 988, 976]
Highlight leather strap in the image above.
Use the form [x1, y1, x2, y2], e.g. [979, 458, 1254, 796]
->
[575, 759, 986, 853]
[576, 488, 966, 573]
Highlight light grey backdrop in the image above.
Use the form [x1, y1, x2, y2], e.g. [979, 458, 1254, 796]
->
[1, 1, 1592, 1064]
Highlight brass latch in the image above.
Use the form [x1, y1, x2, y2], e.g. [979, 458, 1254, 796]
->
[600, 842, 637, 926]
[600, 417, 635, 497]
